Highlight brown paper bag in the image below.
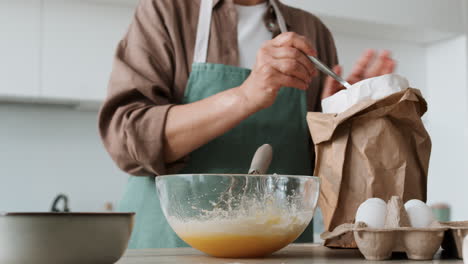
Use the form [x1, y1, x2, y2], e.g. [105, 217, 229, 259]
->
[307, 88, 431, 248]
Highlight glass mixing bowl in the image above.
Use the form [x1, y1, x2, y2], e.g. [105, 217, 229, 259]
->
[156, 174, 320, 258]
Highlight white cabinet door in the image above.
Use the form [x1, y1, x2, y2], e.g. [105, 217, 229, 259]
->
[0, 0, 41, 98]
[42, 0, 135, 101]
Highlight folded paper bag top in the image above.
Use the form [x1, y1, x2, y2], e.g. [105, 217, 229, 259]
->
[322, 74, 410, 114]
[308, 76, 431, 248]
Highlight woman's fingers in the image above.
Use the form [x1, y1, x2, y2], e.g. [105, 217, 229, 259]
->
[239, 33, 318, 111]
[365, 50, 392, 77]
[346, 49, 397, 84]
[322, 65, 344, 99]
[261, 33, 319, 85]
[262, 65, 308, 91]
[270, 58, 312, 84]
[271, 46, 317, 76]
[381, 57, 397, 75]
[275, 72, 309, 91]
[271, 32, 317, 57]
[346, 49, 375, 84]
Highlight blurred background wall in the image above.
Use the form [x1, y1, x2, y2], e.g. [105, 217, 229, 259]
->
[0, 0, 467, 224]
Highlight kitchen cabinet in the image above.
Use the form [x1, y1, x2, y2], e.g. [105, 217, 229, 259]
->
[116, 244, 462, 263]
[41, 0, 134, 101]
[0, 0, 41, 98]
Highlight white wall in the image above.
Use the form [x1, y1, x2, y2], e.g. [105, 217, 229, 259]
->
[333, 33, 427, 91]
[425, 36, 468, 221]
[0, 104, 127, 212]
[0, 1, 41, 97]
[42, 1, 134, 101]
[283, 0, 466, 34]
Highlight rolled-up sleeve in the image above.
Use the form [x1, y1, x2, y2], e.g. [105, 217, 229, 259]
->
[99, 0, 182, 176]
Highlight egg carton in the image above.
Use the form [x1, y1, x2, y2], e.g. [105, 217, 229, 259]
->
[321, 196, 448, 261]
[441, 221, 468, 259]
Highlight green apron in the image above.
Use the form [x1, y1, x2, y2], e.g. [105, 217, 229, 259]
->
[119, 0, 314, 249]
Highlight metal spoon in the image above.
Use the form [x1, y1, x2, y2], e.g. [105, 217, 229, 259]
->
[270, 0, 352, 90]
[308, 56, 352, 89]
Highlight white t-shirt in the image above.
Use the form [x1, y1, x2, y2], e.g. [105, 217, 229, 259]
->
[235, 3, 272, 69]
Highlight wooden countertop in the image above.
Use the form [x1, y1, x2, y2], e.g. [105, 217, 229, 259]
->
[117, 244, 463, 264]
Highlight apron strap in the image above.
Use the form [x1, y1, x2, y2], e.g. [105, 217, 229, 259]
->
[193, 0, 288, 64]
[193, 0, 214, 63]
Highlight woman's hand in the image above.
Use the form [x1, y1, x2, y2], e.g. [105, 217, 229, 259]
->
[322, 50, 396, 99]
[164, 33, 318, 163]
[236, 32, 318, 113]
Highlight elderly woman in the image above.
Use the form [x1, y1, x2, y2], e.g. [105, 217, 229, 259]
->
[99, 0, 396, 249]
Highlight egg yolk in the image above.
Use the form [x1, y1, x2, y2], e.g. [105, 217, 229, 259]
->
[180, 232, 300, 258]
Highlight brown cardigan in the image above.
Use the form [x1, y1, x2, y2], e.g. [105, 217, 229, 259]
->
[98, 0, 338, 176]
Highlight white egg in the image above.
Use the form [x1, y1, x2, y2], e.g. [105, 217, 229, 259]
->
[355, 198, 387, 228]
[404, 199, 435, 228]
